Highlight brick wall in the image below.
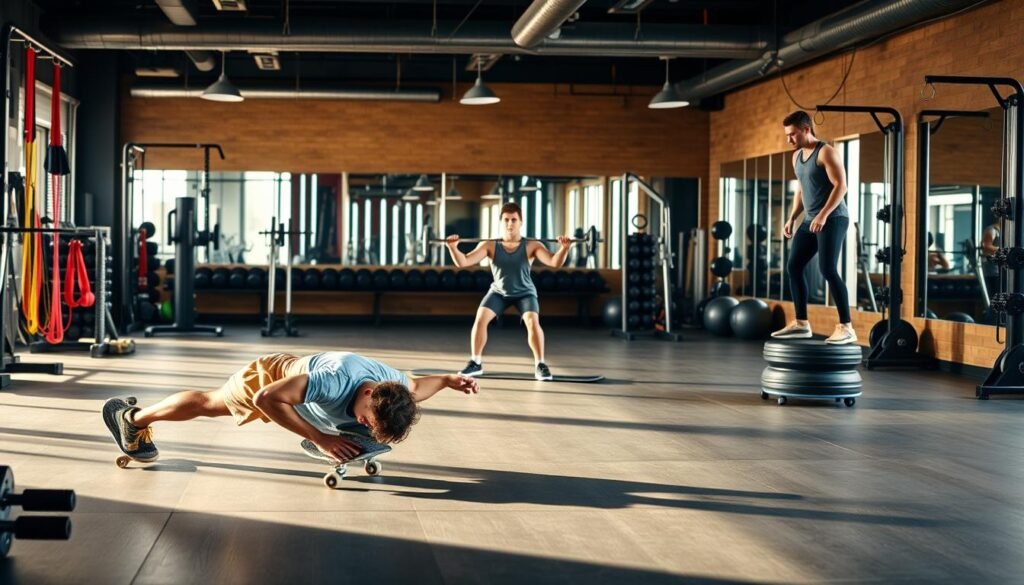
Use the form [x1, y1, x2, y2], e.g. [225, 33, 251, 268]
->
[121, 82, 709, 179]
[707, 0, 1024, 366]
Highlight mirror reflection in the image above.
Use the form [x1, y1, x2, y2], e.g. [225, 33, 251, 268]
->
[920, 106, 1002, 325]
[131, 171, 670, 270]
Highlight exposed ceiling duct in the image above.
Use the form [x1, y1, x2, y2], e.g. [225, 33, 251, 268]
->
[185, 50, 217, 72]
[130, 84, 442, 102]
[51, 19, 769, 59]
[511, 0, 589, 49]
[676, 0, 990, 102]
[154, 0, 198, 26]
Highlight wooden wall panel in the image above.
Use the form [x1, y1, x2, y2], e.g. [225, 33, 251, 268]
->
[708, 0, 1024, 367]
[121, 83, 709, 180]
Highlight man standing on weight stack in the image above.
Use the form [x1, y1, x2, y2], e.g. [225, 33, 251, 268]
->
[445, 202, 571, 381]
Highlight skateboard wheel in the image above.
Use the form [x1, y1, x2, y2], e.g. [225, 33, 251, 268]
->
[126, 396, 137, 406]
[844, 398, 856, 407]
[760, 391, 769, 400]
[116, 456, 131, 468]
[323, 472, 342, 489]
[364, 460, 382, 476]
[777, 396, 787, 406]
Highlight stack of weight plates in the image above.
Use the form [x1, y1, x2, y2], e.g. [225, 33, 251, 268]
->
[761, 339, 863, 407]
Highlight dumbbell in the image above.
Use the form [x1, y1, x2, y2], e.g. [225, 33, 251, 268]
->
[1, 465, 75, 558]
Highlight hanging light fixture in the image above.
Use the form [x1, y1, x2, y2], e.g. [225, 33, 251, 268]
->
[446, 181, 462, 200]
[413, 174, 434, 191]
[202, 51, 244, 102]
[460, 60, 500, 105]
[519, 176, 540, 192]
[481, 178, 504, 200]
[401, 188, 420, 201]
[648, 57, 688, 109]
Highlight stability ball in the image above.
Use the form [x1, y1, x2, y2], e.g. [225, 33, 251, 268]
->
[703, 296, 740, 336]
[730, 298, 773, 340]
[695, 298, 711, 327]
[944, 311, 975, 323]
[603, 297, 623, 329]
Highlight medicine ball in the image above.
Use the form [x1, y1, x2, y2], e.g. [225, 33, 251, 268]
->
[711, 257, 733, 278]
[944, 311, 975, 323]
[711, 221, 733, 240]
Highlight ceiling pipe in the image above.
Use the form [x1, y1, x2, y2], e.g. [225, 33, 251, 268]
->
[130, 84, 442, 102]
[511, 0, 589, 49]
[51, 19, 769, 59]
[676, 0, 991, 101]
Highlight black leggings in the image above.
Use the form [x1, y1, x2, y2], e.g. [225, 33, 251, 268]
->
[788, 215, 851, 323]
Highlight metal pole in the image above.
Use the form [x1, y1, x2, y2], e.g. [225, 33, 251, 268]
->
[620, 173, 628, 333]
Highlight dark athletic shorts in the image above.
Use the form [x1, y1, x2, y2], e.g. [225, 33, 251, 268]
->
[479, 290, 540, 316]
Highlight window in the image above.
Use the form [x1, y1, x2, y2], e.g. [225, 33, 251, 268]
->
[391, 203, 401, 264]
[568, 188, 579, 233]
[583, 183, 604, 236]
[610, 178, 622, 268]
[524, 193, 532, 236]
[351, 201, 360, 263]
[627, 181, 641, 230]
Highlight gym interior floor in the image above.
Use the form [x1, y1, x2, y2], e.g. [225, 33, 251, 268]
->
[1, 324, 1022, 584]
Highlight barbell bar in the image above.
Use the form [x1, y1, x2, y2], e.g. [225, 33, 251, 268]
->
[430, 226, 603, 256]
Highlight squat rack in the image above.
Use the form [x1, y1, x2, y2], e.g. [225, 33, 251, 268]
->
[816, 104, 929, 369]
[923, 75, 1024, 399]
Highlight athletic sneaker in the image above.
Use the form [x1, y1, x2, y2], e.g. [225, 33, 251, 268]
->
[825, 325, 858, 345]
[459, 360, 483, 377]
[535, 362, 553, 381]
[771, 321, 813, 339]
[101, 398, 159, 462]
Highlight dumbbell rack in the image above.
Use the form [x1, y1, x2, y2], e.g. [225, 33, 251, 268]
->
[613, 174, 682, 341]
[26, 226, 134, 357]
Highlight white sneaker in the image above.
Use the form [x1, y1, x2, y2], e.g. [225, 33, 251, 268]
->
[771, 321, 812, 339]
[825, 325, 858, 345]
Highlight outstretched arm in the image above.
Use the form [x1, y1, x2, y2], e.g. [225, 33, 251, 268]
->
[530, 236, 572, 268]
[252, 374, 362, 461]
[407, 374, 480, 403]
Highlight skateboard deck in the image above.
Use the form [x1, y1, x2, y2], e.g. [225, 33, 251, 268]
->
[411, 368, 605, 383]
[102, 396, 159, 468]
[300, 432, 391, 489]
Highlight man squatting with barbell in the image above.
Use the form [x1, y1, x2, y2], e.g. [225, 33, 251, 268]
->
[445, 202, 572, 381]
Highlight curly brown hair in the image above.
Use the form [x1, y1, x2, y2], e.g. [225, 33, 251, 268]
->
[368, 381, 420, 444]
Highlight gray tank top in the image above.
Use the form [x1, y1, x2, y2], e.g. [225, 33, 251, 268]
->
[489, 240, 537, 297]
[796, 141, 848, 220]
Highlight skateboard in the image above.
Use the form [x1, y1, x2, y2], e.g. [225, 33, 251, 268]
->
[300, 432, 392, 489]
[102, 396, 159, 468]
[411, 368, 605, 383]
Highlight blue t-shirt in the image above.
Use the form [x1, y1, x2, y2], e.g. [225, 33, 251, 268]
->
[294, 352, 409, 434]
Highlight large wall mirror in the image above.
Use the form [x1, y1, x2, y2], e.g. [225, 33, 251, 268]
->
[131, 170, 697, 271]
[917, 106, 1002, 325]
[718, 133, 885, 320]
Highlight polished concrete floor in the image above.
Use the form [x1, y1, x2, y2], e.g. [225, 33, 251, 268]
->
[1, 323, 1023, 584]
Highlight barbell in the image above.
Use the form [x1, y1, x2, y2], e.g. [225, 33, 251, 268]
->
[431, 226, 603, 257]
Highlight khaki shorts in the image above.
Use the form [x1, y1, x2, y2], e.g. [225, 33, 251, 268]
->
[220, 352, 311, 425]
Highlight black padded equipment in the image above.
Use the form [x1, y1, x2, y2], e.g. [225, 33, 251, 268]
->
[730, 298, 773, 340]
[703, 296, 739, 336]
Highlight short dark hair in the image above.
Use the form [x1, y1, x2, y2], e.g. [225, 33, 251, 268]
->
[369, 382, 420, 444]
[783, 110, 814, 133]
[499, 202, 523, 220]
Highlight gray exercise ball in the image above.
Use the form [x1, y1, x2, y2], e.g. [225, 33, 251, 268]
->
[704, 296, 740, 336]
[730, 298, 773, 340]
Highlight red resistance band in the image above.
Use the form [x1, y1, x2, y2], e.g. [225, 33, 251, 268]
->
[43, 65, 64, 344]
[24, 47, 34, 143]
[64, 240, 94, 310]
[138, 230, 148, 291]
